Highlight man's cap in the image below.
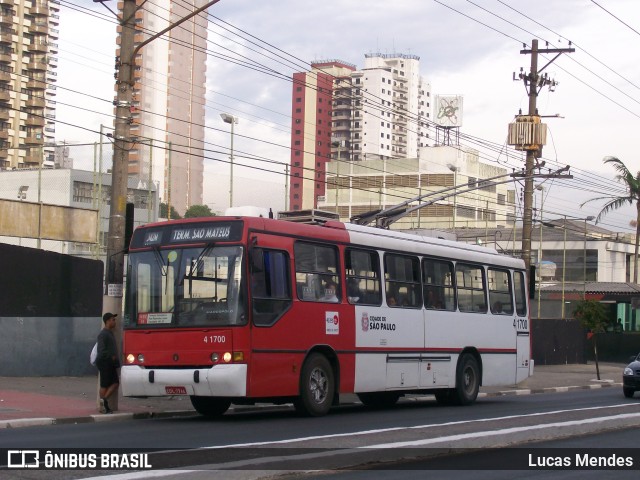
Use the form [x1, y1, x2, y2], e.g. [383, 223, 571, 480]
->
[102, 312, 118, 322]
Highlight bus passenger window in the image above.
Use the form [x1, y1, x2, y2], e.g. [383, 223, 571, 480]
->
[422, 258, 455, 311]
[456, 263, 486, 313]
[488, 268, 513, 315]
[514, 271, 528, 316]
[294, 242, 341, 303]
[345, 248, 381, 305]
[384, 253, 422, 308]
[251, 249, 291, 326]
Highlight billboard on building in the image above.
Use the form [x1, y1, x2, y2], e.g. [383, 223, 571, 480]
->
[434, 95, 464, 127]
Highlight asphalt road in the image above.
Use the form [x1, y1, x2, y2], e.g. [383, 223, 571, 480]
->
[1, 388, 639, 479]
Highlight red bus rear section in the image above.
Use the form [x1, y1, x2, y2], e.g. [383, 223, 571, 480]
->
[121, 216, 530, 416]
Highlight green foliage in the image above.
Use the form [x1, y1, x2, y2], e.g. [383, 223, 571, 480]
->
[160, 202, 181, 220]
[573, 300, 608, 334]
[184, 204, 215, 218]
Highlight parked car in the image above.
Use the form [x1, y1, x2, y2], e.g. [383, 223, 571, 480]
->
[623, 354, 640, 398]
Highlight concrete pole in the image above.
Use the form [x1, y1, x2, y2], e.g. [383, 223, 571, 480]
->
[521, 40, 539, 274]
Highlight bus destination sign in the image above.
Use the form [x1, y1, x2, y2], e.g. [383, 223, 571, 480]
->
[133, 221, 243, 248]
[169, 225, 232, 243]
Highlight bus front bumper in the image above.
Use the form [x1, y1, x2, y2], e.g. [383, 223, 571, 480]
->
[121, 364, 247, 397]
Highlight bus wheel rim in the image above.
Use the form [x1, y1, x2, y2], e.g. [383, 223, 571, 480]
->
[310, 367, 328, 403]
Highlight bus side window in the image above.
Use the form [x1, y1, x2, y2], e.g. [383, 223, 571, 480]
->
[294, 242, 341, 303]
[251, 248, 292, 326]
[384, 253, 422, 308]
[422, 258, 455, 311]
[488, 268, 513, 315]
[514, 271, 528, 316]
[456, 263, 486, 313]
[345, 248, 381, 305]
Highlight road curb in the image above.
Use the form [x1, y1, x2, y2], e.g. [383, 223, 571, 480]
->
[0, 382, 625, 429]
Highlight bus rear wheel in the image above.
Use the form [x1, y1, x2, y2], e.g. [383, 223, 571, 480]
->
[294, 353, 335, 417]
[357, 392, 401, 408]
[451, 354, 480, 405]
[190, 396, 231, 417]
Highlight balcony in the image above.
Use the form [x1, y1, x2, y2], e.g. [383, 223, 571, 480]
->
[0, 32, 13, 44]
[31, 22, 48, 35]
[0, 70, 10, 82]
[26, 96, 45, 108]
[31, 3, 49, 16]
[27, 77, 46, 89]
[0, 13, 14, 25]
[23, 134, 44, 145]
[0, 108, 9, 120]
[30, 40, 48, 52]
[0, 90, 10, 102]
[0, 52, 11, 63]
[25, 115, 45, 127]
[27, 58, 47, 71]
[0, 128, 8, 139]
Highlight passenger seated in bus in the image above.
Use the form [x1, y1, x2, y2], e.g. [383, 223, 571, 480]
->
[319, 276, 339, 302]
[347, 278, 361, 303]
[425, 289, 443, 309]
[491, 301, 503, 314]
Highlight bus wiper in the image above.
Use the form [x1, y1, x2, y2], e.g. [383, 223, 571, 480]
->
[188, 242, 217, 279]
[151, 246, 168, 277]
[187, 242, 217, 298]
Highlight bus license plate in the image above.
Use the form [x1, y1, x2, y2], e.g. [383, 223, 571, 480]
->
[165, 386, 187, 395]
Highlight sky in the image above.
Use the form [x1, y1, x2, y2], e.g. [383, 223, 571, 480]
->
[56, 0, 640, 229]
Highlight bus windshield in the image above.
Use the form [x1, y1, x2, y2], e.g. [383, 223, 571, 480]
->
[124, 245, 246, 328]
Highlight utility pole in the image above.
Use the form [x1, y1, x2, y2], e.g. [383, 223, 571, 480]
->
[100, 0, 220, 304]
[105, 0, 136, 301]
[509, 39, 574, 273]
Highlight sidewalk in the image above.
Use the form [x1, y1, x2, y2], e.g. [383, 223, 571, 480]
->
[0, 363, 625, 429]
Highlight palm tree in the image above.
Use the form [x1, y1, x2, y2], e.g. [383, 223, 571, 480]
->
[582, 157, 640, 283]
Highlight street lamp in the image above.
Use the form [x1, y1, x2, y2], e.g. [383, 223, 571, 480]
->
[584, 215, 595, 299]
[447, 164, 458, 230]
[220, 113, 238, 209]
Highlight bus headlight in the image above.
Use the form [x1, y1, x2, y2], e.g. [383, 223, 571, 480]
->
[126, 354, 135, 364]
[210, 353, 219, 363]
[223, 352, 232, 363]
[137, 354, 145, 363]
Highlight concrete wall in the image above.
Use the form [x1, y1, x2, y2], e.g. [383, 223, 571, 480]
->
[0, 244, 103, 376]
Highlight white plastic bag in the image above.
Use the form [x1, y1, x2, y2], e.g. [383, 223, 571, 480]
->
[89, 342, 98, 366]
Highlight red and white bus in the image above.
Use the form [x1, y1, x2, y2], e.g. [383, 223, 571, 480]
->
[121, 215, 531, 416]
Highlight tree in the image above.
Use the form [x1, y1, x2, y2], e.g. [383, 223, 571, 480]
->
[573, 300, 608, 380]
[581, 157, 640, 283]
[160, 202, 181, 220]
[184, 204, 215, 218]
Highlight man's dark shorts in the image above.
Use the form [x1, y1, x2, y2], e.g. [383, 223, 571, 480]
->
[97, 362, 119, 388]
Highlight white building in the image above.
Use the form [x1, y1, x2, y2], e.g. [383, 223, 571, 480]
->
[352, 53, 431, 161]
[319, 145, 515, 230]
[0, 168, 158, 258]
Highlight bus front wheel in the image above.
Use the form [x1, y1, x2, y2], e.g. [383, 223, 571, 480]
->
[190, 396, 231, 417]
[294, 353, 335, 417]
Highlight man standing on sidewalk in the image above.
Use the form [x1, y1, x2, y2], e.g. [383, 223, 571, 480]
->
[96, 313, 120, 413]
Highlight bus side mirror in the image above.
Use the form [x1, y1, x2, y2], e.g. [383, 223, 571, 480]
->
[529, 265, 536, 300]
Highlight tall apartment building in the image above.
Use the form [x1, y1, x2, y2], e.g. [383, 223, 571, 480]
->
[117, 0, 207, 216]
[289, 53, 431, 211]
[0, 0, 59, 169]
